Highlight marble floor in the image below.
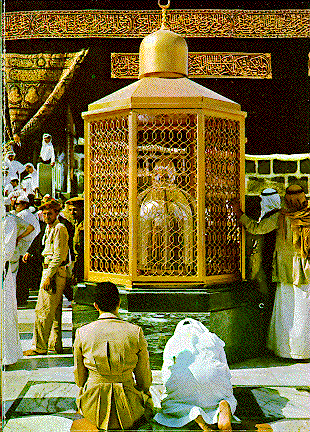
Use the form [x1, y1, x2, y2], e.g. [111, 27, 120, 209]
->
[2, 297, 310, 432]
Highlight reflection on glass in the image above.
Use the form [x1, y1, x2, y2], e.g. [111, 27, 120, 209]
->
[138, 158, 195, 275]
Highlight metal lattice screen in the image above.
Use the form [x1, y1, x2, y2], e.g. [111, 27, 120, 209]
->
[205, 116, 241, 276]
[88, 115, 129, 274]
[136, 113, 198, 277]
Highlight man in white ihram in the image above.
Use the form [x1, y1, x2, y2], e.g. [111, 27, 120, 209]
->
[21, 163, 39, 196]
[3, 210, 30, 365]
[3, 150, 25, 185]
[154, 318, 239, 432]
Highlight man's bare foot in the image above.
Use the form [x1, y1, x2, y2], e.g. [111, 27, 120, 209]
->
[70, 417, 98, 431]
[195, 414, 213, 431]
[218, 400, 232, 432]
[255, 424, 273, 431]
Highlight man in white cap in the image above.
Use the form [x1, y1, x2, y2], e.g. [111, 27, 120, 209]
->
[4, 176, 21, 197]
[4, 150, 25, 186]
[21, 163, 39, 196]
[7, 189, 24, 211]
[232, 184, 310, 360]
[39, 133, 55, 166]
[12, 195, 40, 305]
[9, 195, 36, 290]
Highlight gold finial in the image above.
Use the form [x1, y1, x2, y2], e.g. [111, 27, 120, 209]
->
[138, 0, 188, 79]
[158, 0, 170, 29]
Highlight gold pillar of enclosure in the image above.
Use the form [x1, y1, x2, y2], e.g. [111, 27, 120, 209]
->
[82, 6, 247, 289]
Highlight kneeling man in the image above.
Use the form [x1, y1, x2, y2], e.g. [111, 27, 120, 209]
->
[71, 282, 153, 431]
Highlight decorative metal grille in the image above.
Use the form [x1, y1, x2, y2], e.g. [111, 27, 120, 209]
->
[88, 115, 129, 275]
[136, 113, 197, 277]
[205, 116, 241, 276]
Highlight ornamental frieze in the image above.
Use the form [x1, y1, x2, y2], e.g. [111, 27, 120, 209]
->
[4, 9, 310, 40]
[4, 50, 88, 137]
[111, 52, 272, 79]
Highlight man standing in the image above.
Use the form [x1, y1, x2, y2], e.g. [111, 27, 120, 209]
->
[66, 197, 84, 283]
[9, 196, 36, 287]
[13, 195, 41, 306]
[39, 133, 55, 166]
[21, 163, 39, 196]
[232, 185, 310, 360]
[3, 150, 25, 185]
[23, 200, 69, 356]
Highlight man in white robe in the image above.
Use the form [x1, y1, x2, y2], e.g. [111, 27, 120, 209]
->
[4, 176, 21, 197]
[9, 196, 37, 287]
[39, 133, 55, 166]
[21, 163, 39, 196]
[154, 318, 239, 431]
[3, 150, 25, 186]
[12, 195, 41, 305]
[3, 212, 24, 365]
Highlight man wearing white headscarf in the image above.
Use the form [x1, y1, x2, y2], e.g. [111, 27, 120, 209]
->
[259, 188, 282, 222]
[3, 150, 25, 186]
[154, 318, 239, 431]
[232, 185, 310, 359]
[249, 190, 282, 291]
[39, 133, 55, 166]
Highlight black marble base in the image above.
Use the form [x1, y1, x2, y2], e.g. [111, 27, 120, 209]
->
[126, 280, 260, 312]
[72, 280, 267, 365]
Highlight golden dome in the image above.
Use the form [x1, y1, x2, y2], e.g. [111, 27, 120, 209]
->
[139, 28, 188, 79]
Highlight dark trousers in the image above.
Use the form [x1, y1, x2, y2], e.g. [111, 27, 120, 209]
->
[16, 256, 42, 305]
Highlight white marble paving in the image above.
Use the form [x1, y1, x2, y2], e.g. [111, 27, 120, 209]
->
[3, 304, 309, 432]
[3, 415, 73, 432]
[268, 419, 310, 432]
[20, 331, 73, 352]
[13, 382, 77, 415]
[230, 363, 310, 387]
[18, 306, 72, 333]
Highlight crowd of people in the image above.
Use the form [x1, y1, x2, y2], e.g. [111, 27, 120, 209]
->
[2, 138, 85, 363]
[2, 135, 309, 431]
[3, 192, 85, 360]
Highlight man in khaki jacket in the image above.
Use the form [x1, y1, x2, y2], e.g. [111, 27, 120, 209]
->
[24, 199, 69, 355]
[71, 282, 153, 432]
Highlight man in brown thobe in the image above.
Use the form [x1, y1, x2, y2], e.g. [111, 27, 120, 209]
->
[23, 200, 69, 355]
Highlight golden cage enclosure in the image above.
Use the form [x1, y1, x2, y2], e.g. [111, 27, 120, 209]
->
[82, 10, 246, 289]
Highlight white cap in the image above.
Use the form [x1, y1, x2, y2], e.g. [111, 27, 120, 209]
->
[260, 188, 278, 197]
[10, 176, 19, 181]
[8, 190, 22, 199]
[16, 195, 29, 204]
[25, 163, 35, 169]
